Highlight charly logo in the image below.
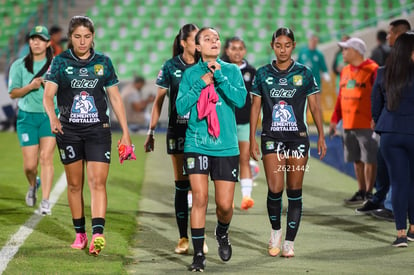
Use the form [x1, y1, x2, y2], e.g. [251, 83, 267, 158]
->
[173, 69, 182, 78]
[65, 66, 73, 75]
[265, 76, 273, 85]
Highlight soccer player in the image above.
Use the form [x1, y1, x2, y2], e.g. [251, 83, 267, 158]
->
[144, 24, 209, 255]
[250, 27, 326, 258]
[8, 25, 56, 215]
[222, 37, 256, 210]
[176, 27, 247, 272]
[43, 16, 132, 256]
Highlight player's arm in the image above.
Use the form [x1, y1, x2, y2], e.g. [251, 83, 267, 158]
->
[176, 71, 205, 116]
[107, 85, 132, 146]
[43, 81, 63, 134]
[308, 92, 327, 159]
[249, 94, 261, 161]
[144, 87, 167, 152]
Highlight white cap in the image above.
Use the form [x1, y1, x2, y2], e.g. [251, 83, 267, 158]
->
[338, 37, 367, 56]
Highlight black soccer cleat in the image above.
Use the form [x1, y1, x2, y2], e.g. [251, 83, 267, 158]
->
[189, 252, 206, 272]
[215, 230, 232, 262]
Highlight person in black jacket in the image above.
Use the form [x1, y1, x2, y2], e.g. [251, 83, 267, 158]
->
[371, 31, 414, 248]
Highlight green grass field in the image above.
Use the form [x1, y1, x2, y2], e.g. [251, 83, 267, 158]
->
[1, 131, 413, 274]
[0, 132, 146, 274]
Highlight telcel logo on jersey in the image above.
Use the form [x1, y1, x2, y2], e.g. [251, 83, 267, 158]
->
[270, 88, 296, 98]
[71, 79, 98, 89]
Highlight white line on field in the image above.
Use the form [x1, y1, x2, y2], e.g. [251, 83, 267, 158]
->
[0, 173, 67, 274]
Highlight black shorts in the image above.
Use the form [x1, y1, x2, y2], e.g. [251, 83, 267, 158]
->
[56, 124, 112, 165]
[261, 136, 309, 158]
[166, 127, 187, 154]
[183, 153, 239, 182]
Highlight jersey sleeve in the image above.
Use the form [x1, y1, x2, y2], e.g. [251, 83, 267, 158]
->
[8, 59, 23, 93]
[155, 62, 170, 89]
[251, 67, 263, 97]
[44, 57, 61, 86]
[104, 57, 119, 87]
[304, 67, 320, 96]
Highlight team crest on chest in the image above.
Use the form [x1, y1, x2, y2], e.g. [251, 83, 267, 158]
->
[94, 64, 104, 76]
[293, 75, 303, 86]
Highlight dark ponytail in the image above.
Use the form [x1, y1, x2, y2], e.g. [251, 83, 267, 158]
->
[172, 23, 199, 57]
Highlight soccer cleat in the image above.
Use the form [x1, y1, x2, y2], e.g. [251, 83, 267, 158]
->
[241, 196, 254, 210]
[35, 199, 51, 216]
[268, 229, 282, 257]
[407, 231, 414, 242]
[281, 241, 295, 258]
[392, 237, 408, 247]
[25, 185, 37, 207]
[71, 233, 88, 250]
[189, 252, 206, 272]
[89, 234, 105, 256]
[175, 237, 189, 254]
[215, 228, 232, 262]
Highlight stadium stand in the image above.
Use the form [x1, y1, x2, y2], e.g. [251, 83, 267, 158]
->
[80, 0, 412, 80]
[0, 0, 413, 81]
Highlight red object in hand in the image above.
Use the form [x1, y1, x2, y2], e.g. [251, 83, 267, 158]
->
[118, 140, 136, 164]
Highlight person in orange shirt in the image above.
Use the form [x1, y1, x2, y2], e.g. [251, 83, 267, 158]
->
[49, 25, 63, 56]
[329, 37, 379, 205]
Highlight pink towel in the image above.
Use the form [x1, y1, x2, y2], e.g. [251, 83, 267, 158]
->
[197, 84, 220, 138]
[118, 140, 136, 164]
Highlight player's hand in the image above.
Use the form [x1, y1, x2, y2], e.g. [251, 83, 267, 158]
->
[201, 72, 214, 86]
[30, 77, 44, 90]
[50, 117, 63, 135]
[207, 61, 220, 73]
[250, 139, 261, 161]
[317, 136, 327, 160]
[144, 134, 154, 152]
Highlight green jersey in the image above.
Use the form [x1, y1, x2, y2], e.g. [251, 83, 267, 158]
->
[176, 58, 247, 157]
[156, 55, 195, 130]
[8, 57, 57, 113]
[45, 49, 118, 129]
[252, 61, 319, 141]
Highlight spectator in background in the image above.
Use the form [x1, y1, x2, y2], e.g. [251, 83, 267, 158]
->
[121, 76, 154, 132]
[222, 36, 256, 210]
[370, 30, 390, 66]
[365, 19, 412, 222]
[371, 31, 414, 247]
[49, 25, 63, 56]
[332, 34, 349, 94]
[329, 37, 379, 206]
[297, 33, 330, 90]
